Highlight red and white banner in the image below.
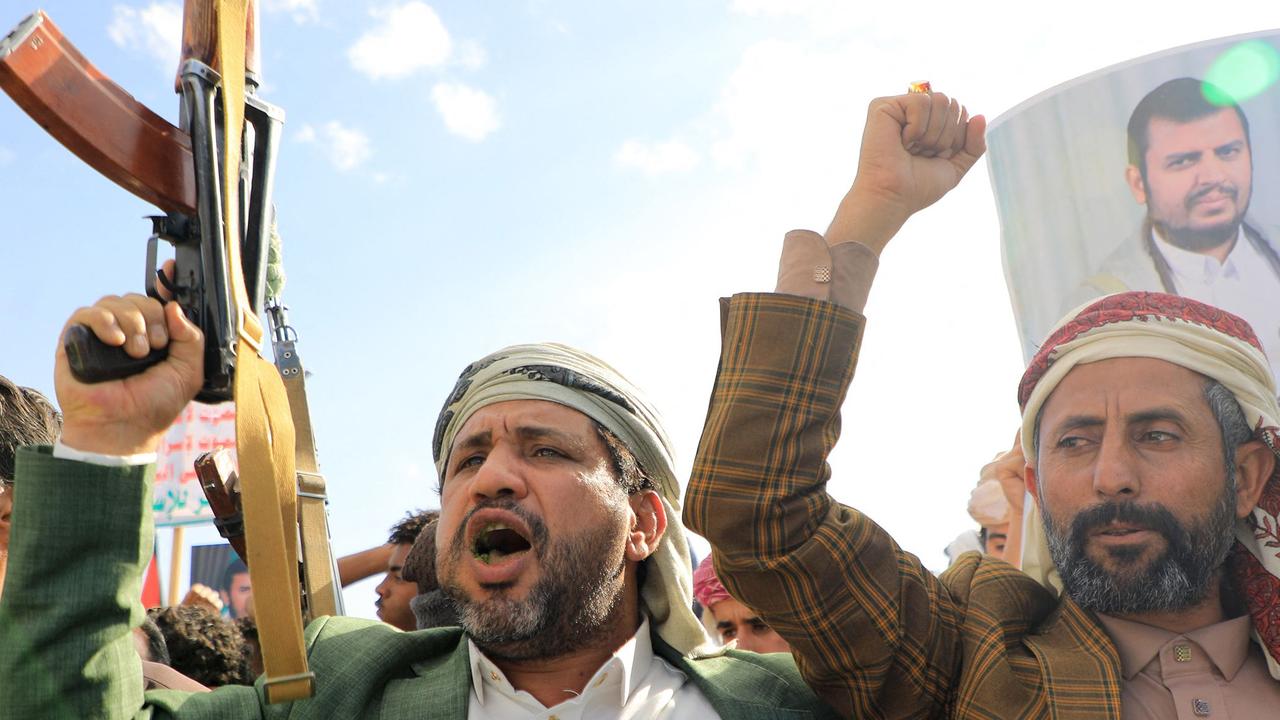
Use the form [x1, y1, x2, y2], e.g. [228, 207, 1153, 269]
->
[153, 401, 236, 526]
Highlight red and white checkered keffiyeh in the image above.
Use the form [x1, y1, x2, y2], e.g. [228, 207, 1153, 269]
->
[1017, 291, 1280, 680]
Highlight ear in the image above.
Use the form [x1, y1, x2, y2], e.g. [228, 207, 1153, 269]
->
[1232, 439, 1276, 519]
[1024, 461, 1041, 506]
[1124, 165, 1147, 204]
[626, 491, 667, 562]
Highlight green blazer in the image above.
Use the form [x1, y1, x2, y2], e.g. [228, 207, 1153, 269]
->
[0, 447, 836, 719]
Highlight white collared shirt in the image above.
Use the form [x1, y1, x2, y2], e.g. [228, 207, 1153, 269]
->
[1153, 227, 1280, 382]
[466, 617, 720, 719]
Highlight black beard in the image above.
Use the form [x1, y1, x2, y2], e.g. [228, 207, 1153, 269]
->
[439, 497, 629, 662]
[1151, 182, 1248, 253]
[1041, 481, 1236, 615]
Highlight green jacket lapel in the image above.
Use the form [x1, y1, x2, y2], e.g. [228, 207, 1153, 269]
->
[653, 633, 832, 719]
[402, 632, 472, 719]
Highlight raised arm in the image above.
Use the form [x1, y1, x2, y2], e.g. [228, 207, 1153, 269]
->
[684, 91, 985, 718]
[0, 295, 264, 717]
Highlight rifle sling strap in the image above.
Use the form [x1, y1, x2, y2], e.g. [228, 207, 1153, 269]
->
[287, 366, 340, 619]
[216, 0, 313, 703]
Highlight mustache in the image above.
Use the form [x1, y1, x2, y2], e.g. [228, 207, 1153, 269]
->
[1068, 501, 1184, 548]
[1185, 182, 1237, 208]
[449, 497, 550, 554]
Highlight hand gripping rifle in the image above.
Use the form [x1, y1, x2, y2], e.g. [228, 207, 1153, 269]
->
[0, 0, 338, 702]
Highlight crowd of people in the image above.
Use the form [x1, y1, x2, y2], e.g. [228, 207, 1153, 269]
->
[1, 85, 1278, 719]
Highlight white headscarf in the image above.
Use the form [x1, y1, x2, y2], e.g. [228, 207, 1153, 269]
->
[432, 343, 718, 657]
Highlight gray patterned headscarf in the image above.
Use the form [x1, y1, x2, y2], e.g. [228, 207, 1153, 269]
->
[433, 343, 717, 657]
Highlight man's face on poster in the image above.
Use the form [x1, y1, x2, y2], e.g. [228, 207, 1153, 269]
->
[220, 571, 253, 618]
[1128, 108, 1252, 252]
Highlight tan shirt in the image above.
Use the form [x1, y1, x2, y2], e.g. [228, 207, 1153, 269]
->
[774, 230, 878, 312]
[1097, 613, 1280, 719]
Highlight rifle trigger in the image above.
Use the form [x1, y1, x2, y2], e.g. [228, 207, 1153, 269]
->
[155, 267, 179, 297]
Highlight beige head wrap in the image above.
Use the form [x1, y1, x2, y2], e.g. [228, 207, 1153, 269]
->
[1017, 292, 1280, 678]
[432, 343, 717, 657]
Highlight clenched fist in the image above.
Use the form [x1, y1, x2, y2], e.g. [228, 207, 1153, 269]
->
[827, 92, 986, 255]
[55, 295, 204, 457]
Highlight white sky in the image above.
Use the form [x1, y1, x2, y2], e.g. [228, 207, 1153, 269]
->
[2, 0, 1278, 620]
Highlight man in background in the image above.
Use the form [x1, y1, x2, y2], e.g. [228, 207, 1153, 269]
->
[375, 510, 436, 631]
[400, 511, 459, 630]
[0, 375, 60, 603]
[693, 556, 791, 654]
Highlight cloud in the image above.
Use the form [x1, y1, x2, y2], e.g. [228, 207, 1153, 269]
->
[295, 121, 371, 171]
[614, 139, 700, 176]
[107, 2, 182, 68]
[431, 82, 500, 142]
[0, 146, 13, 167]
[453, 39, 488, 71]
[348, 2, 452, 80]
[264, 0, 318, 23]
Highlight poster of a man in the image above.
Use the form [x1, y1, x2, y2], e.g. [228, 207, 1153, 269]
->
[190, 544, 254, 619]
[987, 32, 1280, 387]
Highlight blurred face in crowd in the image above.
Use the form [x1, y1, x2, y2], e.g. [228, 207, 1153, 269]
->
[0, 481, 11, 552]
[0, 483, 12, 601]
[436, 400, 663, 661]
[131, 627, 155, 662]
[220, 572, 254, 619]
[1128, 108, 1252, 253]
[375, 543, 418, 631]
[1028, 358, 1267, 615]
[982, 524, 1009, 559]
[709, 598, 791, 654]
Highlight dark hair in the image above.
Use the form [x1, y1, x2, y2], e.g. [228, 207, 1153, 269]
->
[218, 558, 248, 593]
[0, 376, 61, 481]
[595, 422, 657, 495]
[1203, 379, 1252, 478]
[387, 509, 438, 546]
[147, 605, 254, 687]
[1127, 77, 1250, 181]
[401, 516, 441, 593]
[136, 615, 171, 665]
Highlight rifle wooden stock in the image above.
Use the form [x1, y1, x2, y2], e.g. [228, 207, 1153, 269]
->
[0, 12, 197, 215]
[245, 0, 261, 85]
[178, 0, 259, 90]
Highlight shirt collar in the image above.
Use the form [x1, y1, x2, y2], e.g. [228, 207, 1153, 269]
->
[1152, 225, 1246, 280]
[1097, 613, 1253, 682]
[467, 616, 655, 709]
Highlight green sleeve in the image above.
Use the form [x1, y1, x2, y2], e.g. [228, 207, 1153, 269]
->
[0, 446, 265, 719]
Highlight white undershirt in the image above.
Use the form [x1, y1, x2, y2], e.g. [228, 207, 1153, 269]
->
[466, 617, 720, 719]
[1153, 227, 1280, 387]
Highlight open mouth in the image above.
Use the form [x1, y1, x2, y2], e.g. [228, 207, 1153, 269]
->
[471, 522, 533, 564]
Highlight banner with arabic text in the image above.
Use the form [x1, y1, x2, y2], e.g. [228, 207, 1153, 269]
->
[153, 401, 236, 526]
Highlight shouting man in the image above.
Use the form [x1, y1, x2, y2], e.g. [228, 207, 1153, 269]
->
[0, 307, 835, 717]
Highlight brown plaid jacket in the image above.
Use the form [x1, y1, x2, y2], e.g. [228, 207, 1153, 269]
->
[684, 293, 1125, 719]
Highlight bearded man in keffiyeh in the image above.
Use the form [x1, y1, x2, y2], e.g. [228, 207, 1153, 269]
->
[1017, 291, 1280, 697]
[428, 342, 836, 717]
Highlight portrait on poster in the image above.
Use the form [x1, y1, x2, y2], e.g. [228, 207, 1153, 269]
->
[988, 32, 1280, 386]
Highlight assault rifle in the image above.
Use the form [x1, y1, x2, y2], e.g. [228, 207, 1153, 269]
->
[0, 1, 339, 701]
[0, 5, 279, 397]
